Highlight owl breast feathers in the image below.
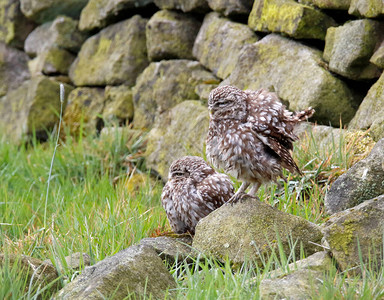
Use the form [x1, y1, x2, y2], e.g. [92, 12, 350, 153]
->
[161, 156, 234, 234]
[206, 85, 314, 198]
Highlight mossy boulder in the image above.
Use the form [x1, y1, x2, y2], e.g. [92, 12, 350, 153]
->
[24, 16, 88, 57]
[0, 76, 73, 143]
[79, 0, 153, 31]
[324, 138, 384, 215]
[323, 195, 384, 274]
[69, 16, 149, 87]
[29, 48, 75, 75]
[0, 42, 30, 97]
[349, 73, 384, 141]
[63, 87, 105, 135]
[192, 196, 323, 265]
[0, 0, 35, 49]
[348, 0, 384, 18]
[323, 20, 383, 80]
[299, 0, 350, 9]
[55, 245, 177, 299]
[193, 12, 258, 79]
[222, 34, 358, 126]
[370, 41, 384, 69]
[20, 0, 88, 24]
[207, 0, 254, 16]
[146, 10, 201, 61]
[248, 0, 336, 40]
[145, 100, 209, 180]
[102, 85, 134, 123]
[154, 0, 209, 12]
[132, 60, 219, 130]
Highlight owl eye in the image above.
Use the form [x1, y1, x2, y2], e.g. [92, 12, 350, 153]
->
[215, 100, 230, 107]
[172, 171, 185, 177]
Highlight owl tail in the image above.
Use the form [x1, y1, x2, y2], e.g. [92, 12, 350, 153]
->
[295, 107, 315, 121]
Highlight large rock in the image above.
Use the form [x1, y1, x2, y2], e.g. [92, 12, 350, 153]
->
[193, 196, 323, 264]
[248, 0, 336, 40]
[102, 85, 134, 124]
[193, 12, 258, 79]
[370, 41, 384, 69]
[0, 42, 30, 97]
[349, 0, 384, 18]
[28, 48, 76, 76]
[0, 0, 35, 49]
[298, 0, 350, 9]
[132, 60, 219, 130]
[324, 138, 384, 215]
[349, 73, 384, 141]
[69, 16, 149, 87]
[146, 100, 209, 180]
[222, 34, 358, 126]
[207, 0, 254, 16]
[154, 0, 209, 12]
[24, 16, 88, 57]
[56, 245, 177, 299]
[63, 87, 105, 135]
[0, 76, 73, 143]
[79, 0, 153, 31]
[20, 0, 88, 24]
[323, 195, 384, 273]
[146, 10, 201, 61]
[323, 20, 383, 80]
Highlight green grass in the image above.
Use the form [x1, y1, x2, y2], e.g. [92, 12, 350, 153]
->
[0, 126, 381, 299]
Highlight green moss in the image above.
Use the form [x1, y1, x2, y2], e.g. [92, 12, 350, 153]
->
[328, 222, 357, 255]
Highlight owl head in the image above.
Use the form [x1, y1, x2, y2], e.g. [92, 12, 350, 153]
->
[208, 85, 248, 121]
[168, 156, 214, 183]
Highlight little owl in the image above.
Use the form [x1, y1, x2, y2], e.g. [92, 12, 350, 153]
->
[206, 85, 314, 202]
[161, 156, 234, 234]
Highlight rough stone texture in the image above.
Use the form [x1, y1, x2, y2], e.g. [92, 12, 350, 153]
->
[56, 245, 177, 299]
[20, 0, 89, 24]
[24, 16, 88, 57]
[195, 83, 219, 103]
[298, 0, 350, 9]
[248, 0, 336, 40]
[132, 60, 219, 130]
[154, 0, 209, 12]
[349, 0, 384, 18]
[29, 48, 75, 76]
[259, 269, 324, 299]
[0, 76, 73, 143]
[0, 254, 59, 292]
[0, 0, 36, 49]
[324, 138, 384, 215]
[69, 16, 148, 87]
[0, 42, 30, 97]
[44, 252, 91, 273]
[370, 41, 384, 69]
[193, 12, 258, 79]
[146, 10, 201, 61]
[323, 20, 383, 80]
[349, 73, 384, 141]
[102, 85, 134, 123]
[146, 100, 209, 180]
[193, 196, 323, 264]
[79, 0, 153, 31]
[63, 87, 105, 135]
[323, 195, 384, 273]
[139, 236, 195, 264]
[207, 0, 254, 16]
[222, 34, 358, 126]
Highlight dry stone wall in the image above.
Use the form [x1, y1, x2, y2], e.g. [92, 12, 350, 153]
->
[0, 0, 383, 176]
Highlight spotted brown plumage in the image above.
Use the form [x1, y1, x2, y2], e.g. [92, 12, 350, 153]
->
[161, 156, 234, 234]
[206, 85, 314, 201]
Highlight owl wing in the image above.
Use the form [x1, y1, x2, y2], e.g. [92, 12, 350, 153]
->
[245, 90, 301, 174]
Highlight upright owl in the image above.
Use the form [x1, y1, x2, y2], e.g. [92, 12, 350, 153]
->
[206, 85, 314, 201]
[161, 156, 234, 234]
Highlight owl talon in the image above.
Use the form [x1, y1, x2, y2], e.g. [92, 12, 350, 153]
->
[226, 192, 248, 205]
